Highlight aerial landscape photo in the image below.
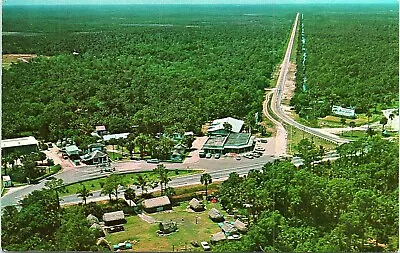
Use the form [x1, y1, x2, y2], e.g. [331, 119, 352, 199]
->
[1, 0, 398, 251]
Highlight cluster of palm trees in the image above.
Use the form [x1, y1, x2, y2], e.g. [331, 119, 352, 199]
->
[67, 166, 215, 206]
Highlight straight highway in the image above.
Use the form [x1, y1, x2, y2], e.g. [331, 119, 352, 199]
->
[269, 13, 349, 145]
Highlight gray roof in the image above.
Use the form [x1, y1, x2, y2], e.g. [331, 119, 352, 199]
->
[143, 196, 171, 209]
[233, 219, 247, 232]
[221, 222, 238, 234]
[87, 214, 99, 225]
[207, 117, 244, 133]
[81, 150, 108, 161]
[189, 198, 205, 211]
[208, 208, 224, 220]
[103, 210, 125, 222]
[1, 136, 38, 149]
[211, 232, 226, 242]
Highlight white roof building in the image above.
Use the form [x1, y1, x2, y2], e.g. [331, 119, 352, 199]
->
[1, 136, 38, 149]
[103, 133, 130, 142]
[382, 109, 399, 132]
[207, 117, 244, 134]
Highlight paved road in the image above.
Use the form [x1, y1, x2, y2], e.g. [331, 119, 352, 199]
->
[60, 159, 275, 206]
[270, 13, 349, 145]
[1, 154, 275, 207]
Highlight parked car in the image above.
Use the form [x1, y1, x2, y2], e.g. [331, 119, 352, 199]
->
[255, 147, 265, 151]
[199, 150, 206, 158]
[260, 139, 268, 143]
[147, 159, 159, 164]
[235, 156, 241, 160]
[205, 153, 212, 159]
[214, 153, 220, 159]
[243, 154, 254, 159]
[252, 152, 261, 158]
[47, 143, 53, 148]
[228, 234, 241, 240]
[200, 241, 210, 251]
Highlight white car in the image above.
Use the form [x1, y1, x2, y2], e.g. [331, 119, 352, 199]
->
[200, 241, 210, 251]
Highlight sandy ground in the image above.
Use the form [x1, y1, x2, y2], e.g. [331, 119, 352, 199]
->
[44, 146, 75, 171]
[183, 136, 208, 165]
[3, 54, 37, 64]
[282, 62, 296, 106]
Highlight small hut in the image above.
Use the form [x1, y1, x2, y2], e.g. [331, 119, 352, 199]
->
[208, 208, 224, 222]
[102, 210, 126, 226]
[158, 221, 178, 234]
[2, 176, 12, 187]
[87, 214, 100, 226]
[233, 219, 248, 233]
[210, 232, 226, 244]
[189, 198, 205, 212]
[143, 196, 172, 213]
[221, 221, 238, 235]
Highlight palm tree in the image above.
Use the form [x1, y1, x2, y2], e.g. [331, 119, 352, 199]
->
[124, 187, 136, 206]
[223, 122, 233, 133]
[349, 121, 356, 137]
[44, 178, 65, 209]
[366, 111, 372, 128]
[200, 173, 212, 201]
[135, 134, 151, 159]
[77, 184, 93, 205]
[134, 174, 151, 195]
[153, 164, 166, 194]
[153, 164, 171, 195]
[380, 117, 388, 132]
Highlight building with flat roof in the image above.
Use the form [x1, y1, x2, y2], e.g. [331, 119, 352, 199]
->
[103, 133, 130, 142]
[202, 133, 254, 154]
[1, 136, 39, 156]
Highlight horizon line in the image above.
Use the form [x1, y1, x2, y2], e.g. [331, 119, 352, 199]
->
[4, 2, 398, 5]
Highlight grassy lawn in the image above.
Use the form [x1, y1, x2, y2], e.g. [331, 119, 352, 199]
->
[108, 151, 123, 161]
[318, 113, 382, 128]
[61, 170, 200, 197]
[106, 201, 229, 252]
[286, 125, 337, 154]
[338, 130, 368, 141]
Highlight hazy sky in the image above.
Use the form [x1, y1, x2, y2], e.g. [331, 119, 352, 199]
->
[3, 0, 398, 5]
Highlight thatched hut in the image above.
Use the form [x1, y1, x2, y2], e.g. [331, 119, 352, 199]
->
[233, 219, 248, 233]
[87, 214, 99, 226]
[158, 221, 178, 234]
[221, 221, 238, 235]
[102, 210, 126, 226]
[143, 196, 172, 213]
[189, 198, 205, 212]
[210, 232, 226, 244]
[208, 208, 224, 222]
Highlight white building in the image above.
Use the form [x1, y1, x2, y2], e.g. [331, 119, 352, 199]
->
[382, 109, 399, 132]
[207, 117, 244, 135]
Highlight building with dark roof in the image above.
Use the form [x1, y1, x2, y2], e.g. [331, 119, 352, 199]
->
[1, 136, 39, 156]
[202, 133, 255, 154]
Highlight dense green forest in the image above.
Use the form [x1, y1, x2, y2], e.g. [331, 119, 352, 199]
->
[216, 136, 398, 252]
[291, 4, 399, 119]
[2, 5, 295, 141]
